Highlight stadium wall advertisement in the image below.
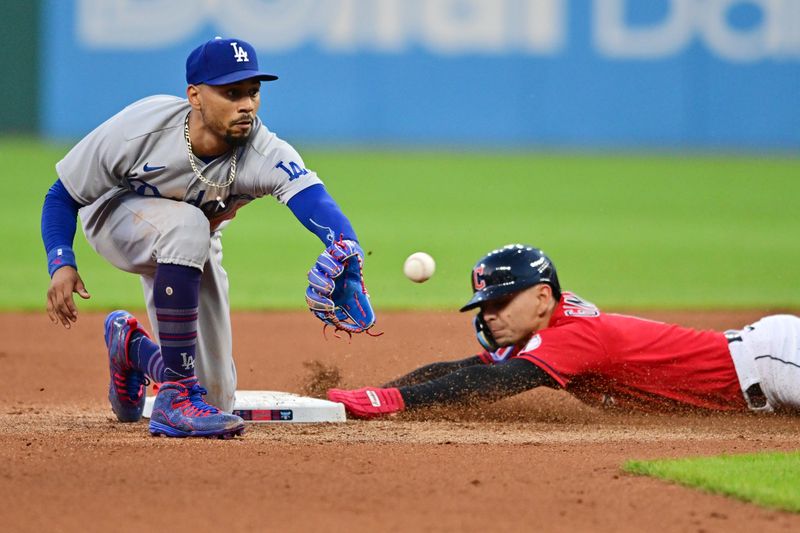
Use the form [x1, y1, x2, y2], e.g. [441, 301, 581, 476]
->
[42, 0, 800, 148]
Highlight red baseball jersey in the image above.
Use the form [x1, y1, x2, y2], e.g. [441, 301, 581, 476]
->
[477, 292, 746, 411]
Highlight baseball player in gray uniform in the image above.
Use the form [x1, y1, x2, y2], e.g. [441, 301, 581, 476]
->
[41, 37, 376, 438]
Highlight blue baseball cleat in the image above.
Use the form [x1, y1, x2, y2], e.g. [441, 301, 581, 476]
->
[149, 377, 245, 439]
[104, 310, 151, 422]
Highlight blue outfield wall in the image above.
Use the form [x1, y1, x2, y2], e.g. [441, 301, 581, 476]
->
[42, 0, 800, 148]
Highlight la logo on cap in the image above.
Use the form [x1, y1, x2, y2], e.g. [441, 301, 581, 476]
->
[230, 42, 249, 63]
[185, 36, 278, 85]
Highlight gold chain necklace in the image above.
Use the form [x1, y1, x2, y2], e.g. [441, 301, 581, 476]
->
[183, 113, 236, 208]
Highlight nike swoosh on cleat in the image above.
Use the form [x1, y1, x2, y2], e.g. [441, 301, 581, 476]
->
[143, 163, 166, 172]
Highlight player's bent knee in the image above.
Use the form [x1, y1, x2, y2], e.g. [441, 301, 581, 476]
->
[155, 204, 212, 267]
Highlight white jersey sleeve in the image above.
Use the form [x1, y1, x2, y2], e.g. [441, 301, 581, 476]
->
[237, 123, 322, 205]
[55, 109, 133, 205]
[55, 95, 189, 206]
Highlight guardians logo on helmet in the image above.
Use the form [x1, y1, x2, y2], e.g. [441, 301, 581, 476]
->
[461, 244, 561, 312]
[460, 244, 561, 352]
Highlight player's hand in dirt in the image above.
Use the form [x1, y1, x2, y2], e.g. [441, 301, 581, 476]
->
[327, 387, 405, 419]
[47, 266, 91, 329]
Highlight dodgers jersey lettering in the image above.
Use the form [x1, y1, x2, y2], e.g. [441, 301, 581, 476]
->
[478, 292, 746, 411]
[56, 95, 321, 228]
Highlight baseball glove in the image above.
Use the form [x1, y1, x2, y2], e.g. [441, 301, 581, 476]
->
[306, 238, 377, 335]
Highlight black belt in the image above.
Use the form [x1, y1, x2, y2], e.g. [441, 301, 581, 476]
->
[725, 330, 742, 344]
[726, 331, 767, 409]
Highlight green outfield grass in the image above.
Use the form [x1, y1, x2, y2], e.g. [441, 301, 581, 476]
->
[2, 137, 799, 310]
[624, 451, 800, 513]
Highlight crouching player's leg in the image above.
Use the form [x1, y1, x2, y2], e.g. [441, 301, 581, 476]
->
[84, 194, 244, 438]
[105, 303, 243, 438]
[145, 262, 243, 439]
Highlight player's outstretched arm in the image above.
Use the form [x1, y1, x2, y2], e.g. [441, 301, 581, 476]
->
[328, 358, 556, 419]
[287, 184, 357, 246]
[399, 357, 556, 408]
[41, 179, 89, 329]
[288, 184, 376, 334]
[381, 356, 485, 388]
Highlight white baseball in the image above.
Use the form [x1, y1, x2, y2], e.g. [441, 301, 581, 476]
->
[403, 252, 436, 283]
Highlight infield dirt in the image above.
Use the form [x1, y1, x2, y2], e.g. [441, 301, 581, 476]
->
[2, 310, 800, 532]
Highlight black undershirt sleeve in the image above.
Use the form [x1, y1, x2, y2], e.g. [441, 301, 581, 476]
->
[381, 356, 485, 388]
[398, 357, 557, 409]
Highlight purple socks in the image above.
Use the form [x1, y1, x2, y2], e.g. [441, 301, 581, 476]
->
[124, 263, 202, 383]
[128, 333, 163, 381]
[152, 263, 202, 381]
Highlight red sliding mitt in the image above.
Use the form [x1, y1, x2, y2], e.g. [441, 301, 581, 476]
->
[327, 387, 405, 419]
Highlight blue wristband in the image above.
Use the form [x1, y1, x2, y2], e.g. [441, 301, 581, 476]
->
[47, 246, 77, 278]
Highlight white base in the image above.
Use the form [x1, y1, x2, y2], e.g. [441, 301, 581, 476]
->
[143, 390, 346, 423]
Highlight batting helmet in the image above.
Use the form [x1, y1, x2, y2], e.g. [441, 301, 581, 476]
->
[459, 244, 561, 312]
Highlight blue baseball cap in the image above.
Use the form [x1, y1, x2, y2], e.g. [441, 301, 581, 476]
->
[186, 37, 278, 85]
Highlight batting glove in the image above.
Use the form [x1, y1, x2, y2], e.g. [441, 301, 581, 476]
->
[327, 387, 405, 419]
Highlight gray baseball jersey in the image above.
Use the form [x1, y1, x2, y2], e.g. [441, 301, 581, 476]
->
[57, 95, 322, 227]
[58, 95, 323, 410]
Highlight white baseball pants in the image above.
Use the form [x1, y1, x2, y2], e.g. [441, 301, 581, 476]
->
[728, 314, 800, 413]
